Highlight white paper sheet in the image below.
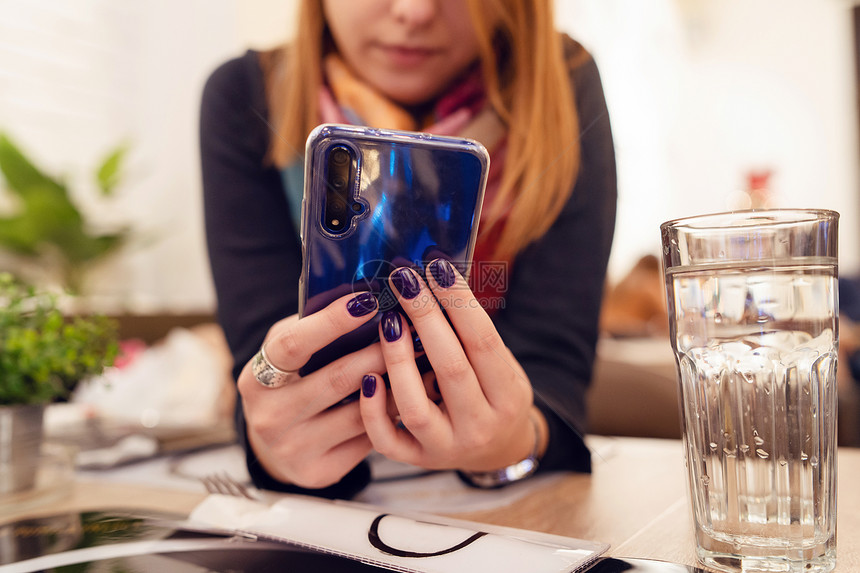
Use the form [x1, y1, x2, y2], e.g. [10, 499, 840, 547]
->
[189, 494, 609, 573]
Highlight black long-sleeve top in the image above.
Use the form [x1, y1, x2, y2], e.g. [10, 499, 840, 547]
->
[200, 38, 617, 498]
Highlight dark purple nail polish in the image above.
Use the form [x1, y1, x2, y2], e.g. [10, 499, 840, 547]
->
[412, 331, 423, 353]
[362, 375, 376, 398]
[429, 259, 456, 288]
[390, 268, 421, 299]
[382, 310, 402, 342]
[347, 292, 377, 317]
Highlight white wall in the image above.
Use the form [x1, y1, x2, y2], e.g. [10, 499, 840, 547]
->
[556, 0, 860, 280]
[0, 0, 857, 311]
[0, 0, 296, 312]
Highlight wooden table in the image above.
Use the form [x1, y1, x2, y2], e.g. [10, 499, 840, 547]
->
[457, 437, 860, 572]
[3, 437, 858, 572]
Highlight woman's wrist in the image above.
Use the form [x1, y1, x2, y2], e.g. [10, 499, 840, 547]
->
[458, 407, 548, 488]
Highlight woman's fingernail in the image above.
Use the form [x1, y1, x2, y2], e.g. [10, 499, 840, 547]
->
[362, 374, 377, 398]
[347, 292, 377, 317]
[429, 259, 456, 288]
[390, 268, 421, 299]
[382, 310, 402, 342]
[412, 331, 423, 353]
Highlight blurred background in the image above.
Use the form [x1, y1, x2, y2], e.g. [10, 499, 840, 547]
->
[0, 0, 858, 314]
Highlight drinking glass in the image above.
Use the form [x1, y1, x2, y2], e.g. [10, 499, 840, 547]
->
[660, 209, 838, 572]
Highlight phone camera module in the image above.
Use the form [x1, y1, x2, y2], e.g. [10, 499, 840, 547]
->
[324, 144, 358, 234]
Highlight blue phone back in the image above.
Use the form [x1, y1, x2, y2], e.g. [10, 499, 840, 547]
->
[299, 124, 489, 372]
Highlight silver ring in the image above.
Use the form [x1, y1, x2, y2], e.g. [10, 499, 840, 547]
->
[252, 344, 298, 389]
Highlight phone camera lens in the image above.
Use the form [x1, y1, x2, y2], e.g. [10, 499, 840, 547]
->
[331, 147, 350, 167]
[332, 176, 347, 191]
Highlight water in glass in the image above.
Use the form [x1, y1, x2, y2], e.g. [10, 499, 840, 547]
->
[668, 263, 837, 572]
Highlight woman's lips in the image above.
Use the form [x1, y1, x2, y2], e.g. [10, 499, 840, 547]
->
[375, 44, 440, 67]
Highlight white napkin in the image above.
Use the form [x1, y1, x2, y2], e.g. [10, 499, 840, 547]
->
[72, 327, 226, 429]
[189, 494, 608, 573]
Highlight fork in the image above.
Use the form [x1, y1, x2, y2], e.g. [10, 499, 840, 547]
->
[200, 471, 262, 501]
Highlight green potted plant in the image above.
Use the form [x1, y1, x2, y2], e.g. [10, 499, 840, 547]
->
[0, 131, 130, 295]
[0, 272, 119, 494]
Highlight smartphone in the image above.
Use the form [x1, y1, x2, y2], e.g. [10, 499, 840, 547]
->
[299, 124, 489, 374]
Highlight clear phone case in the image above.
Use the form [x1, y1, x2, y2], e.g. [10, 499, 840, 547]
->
[299, 124, 489, 373]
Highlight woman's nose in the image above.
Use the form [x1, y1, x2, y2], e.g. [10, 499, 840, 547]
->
[390, 0, 438, 28]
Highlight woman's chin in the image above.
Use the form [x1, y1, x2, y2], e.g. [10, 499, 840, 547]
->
[365, 74, 451, 109]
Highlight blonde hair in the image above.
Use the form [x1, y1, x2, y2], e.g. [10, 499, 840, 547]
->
[263, 0, 583, 260]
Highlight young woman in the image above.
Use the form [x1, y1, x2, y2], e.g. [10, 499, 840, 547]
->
[201, 0, 616, 498]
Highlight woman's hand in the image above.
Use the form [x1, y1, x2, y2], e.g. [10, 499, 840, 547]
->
[237, 291, 384, 489]
[359, 259, 545, 473]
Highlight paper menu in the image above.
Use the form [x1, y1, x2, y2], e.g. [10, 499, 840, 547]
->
[189, 494, 608, 573]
